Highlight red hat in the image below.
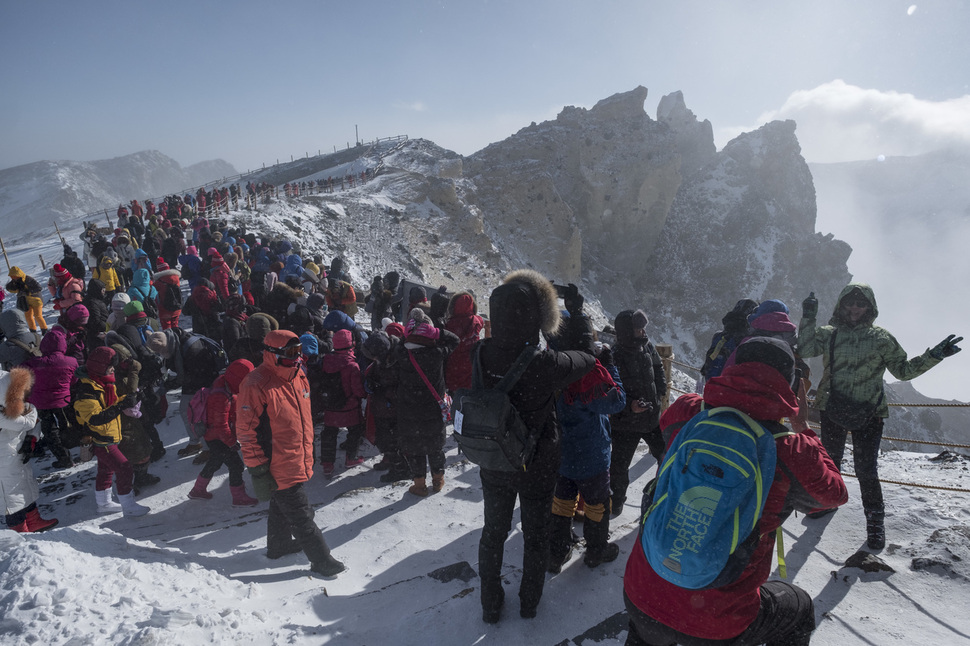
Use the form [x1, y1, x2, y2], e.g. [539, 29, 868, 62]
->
[385, 322, 406, 339]
[87, 346, 117, 377]
[156, 257, 170, 271]
[52, 264, 71, 282]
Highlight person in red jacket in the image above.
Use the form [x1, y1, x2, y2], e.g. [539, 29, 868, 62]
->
[443, 291, 484, 393]
[623, 336, 848, 646]
[316, 329, 367, 478]
[153, 261, 182, 330]
[236, 330, 345, 577]
[188, 359, 258, 506]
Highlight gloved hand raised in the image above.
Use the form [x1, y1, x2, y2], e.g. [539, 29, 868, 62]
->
[564, 283, 584, 316]
[598, 344, 614, 367]
[930, 334, 963, 360]
[802, 292, 818, 319]
[19, 436, 38, 464]
[248, 463, 278, 501]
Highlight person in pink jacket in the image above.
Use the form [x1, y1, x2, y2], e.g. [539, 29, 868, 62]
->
[24, 332, 78, 468]
[48, 264, 85, 312]
[187, 359, 258, 506]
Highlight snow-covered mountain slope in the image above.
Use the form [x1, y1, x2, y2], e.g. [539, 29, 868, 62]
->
[0, 150, 236, 244]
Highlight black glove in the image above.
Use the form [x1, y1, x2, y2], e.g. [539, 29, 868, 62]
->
[19, 436, 37, 463]
[598, 344, 614, 367]
[802, 292, 818, 319]
[564, 283, 584, 316]
[930, 334, 963, 360]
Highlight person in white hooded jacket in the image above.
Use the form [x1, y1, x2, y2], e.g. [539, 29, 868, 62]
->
[1, 367, 58, 532]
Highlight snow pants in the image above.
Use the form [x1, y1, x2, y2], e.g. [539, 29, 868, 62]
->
[93, 443, 134, 496]
[820, 411, 884, 515]
[267, 481, 334, 565]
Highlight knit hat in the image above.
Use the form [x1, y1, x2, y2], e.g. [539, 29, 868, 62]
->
[87, 346, 117, 377]
[300, 333, 319, 356]
[362, 330, 391, 360]
[146, 330, 175, 359]
[187, 246, 199, 257]
[123, 300, 147, 323]
[307, 292, 327, 312]
[333, 329, 354, 351]
[156, 257, 170, 271]
[385, 322, 406, 339]
[65, 303, 89, 326]
[748, 299, 789, 324]
[111, 292, 131, 312]
[8, 266, 25, 280]
[52, 264, 71, 282]
[734, 336, 797, 391]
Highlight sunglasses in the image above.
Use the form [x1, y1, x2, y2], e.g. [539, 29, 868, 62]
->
[265, 339, 302, 358]
[842, 299, 869, 308]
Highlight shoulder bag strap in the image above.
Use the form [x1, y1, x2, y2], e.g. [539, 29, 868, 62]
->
[408, 350, 443, 404]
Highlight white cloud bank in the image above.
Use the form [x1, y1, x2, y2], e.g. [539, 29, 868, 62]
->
[718, 80, 970, 163]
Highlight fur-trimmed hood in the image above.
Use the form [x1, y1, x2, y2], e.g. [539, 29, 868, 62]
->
[0, 367, 34, 419]
[153, 268, 181, 282]
[488, 269, 560, 350]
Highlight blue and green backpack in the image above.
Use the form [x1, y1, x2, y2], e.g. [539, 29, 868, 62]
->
[639, 405, 790, 589]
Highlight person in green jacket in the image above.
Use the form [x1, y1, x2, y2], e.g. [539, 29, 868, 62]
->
[799, 283, 962, 550]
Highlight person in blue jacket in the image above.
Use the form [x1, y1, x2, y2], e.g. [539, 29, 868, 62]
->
[549, 343, 626, 573]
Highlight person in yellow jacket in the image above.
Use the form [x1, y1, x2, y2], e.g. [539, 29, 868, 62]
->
[73, 346, 149, 517]
[5, 267, 47, 334]
[91, 251, 122, 299]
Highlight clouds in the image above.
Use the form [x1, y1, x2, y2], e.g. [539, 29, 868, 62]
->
[718, 80, 970, 163]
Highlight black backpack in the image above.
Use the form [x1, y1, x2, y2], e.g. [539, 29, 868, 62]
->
[183, 333, 229, 383]
[161, 282, 183, 311]
[316, 368, 348, 412]
[451, 345, 539, 472]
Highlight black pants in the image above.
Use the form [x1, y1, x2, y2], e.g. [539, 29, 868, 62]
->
[199, 439, 245, 486]
[624, 582, 815, 646]
[404, 449, 445, 479]
[610, 426, 665, 506]
[373, 415, 399, 454]
[478, 464, 557, 615]
[820, 411, 884, 514]
[38, 408, 73, 464]
[319, 423, 363, 463]
[267, 482, 333, 564]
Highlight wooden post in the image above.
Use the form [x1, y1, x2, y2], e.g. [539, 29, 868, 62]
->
[38, 254, 46, 271]
[656, 343, 674, 412]
[104, 210, 112, 229]
[0, 237, 9, 271]
[53, 220, 66, 246]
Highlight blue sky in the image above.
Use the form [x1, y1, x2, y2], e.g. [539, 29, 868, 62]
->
[2, 1, 969, 171]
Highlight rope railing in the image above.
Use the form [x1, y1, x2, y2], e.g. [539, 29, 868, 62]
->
[840, 471, 970, 493]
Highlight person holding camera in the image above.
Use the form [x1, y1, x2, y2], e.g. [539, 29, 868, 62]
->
[608, 309, 666, 517]
[799, 283, 962, 549]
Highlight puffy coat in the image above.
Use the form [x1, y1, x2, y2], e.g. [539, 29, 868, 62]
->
[24, 332, 78, 410]
[799, 283, 941, 418]
[319, 348, 366, 428]
[92, 257, 121, 294]
[178, 252, 203, 289]
[83, 279, 110, 349]
[0, 368, 40, 514]
[153, 268, 182, 320]
[236, 339, 315, 489]
[623, 362, 847, 641]
[443, 292, 484, 392]
[210, 261, 232, 301]
[0, 309, 39, 369]
[392, 329, 458, 454]
[51, 276, 85, 312]
[127, 267, 157, 307]
[611, 339, 665, 432]
[73, 371, 128, 445]
[556, 362, 626, 480]
[203, 376, 237, 446]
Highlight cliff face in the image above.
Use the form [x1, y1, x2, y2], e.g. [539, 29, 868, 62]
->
[460, 88, 850, 363]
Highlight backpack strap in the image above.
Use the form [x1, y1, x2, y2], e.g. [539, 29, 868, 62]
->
[470, 344, 539, 393]
[407, 350, 444, 405]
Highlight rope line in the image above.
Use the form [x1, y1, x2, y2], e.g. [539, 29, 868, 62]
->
[841, 471, 970, 494]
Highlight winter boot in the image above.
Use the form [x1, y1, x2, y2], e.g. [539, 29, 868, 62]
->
[547, 512, 575, 574]
[321, 462, 335, 479]
[118, 491, 150, 517]
[309, 553, 346, 578]
[188, 475, 213, 500]
[50, 444, 75, 470]
[408, 477, 428, 497]
[24, 507, 58, 533]
[431, 471, 445, 493]
[144, 425, 165, 462]
[8, 518, 28, 533]
[345, 454, 364, 468]
[866, 509, 886, 550]
[380, 454, 410, 482]
[132, 463, 160, 495]
[230, 485, 259, 507]
[192, 449, 211, 466]
[95, 488, 123, 513]
[582, 505, 620, 568]
[177, 442, 202, 458]
[373, 455, 392, 471]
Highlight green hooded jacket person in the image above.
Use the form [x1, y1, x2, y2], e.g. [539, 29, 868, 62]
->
[798, 282, 962, 549]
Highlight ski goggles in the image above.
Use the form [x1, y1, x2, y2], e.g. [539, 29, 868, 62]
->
[264, 338, 302, 359]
